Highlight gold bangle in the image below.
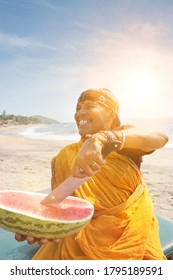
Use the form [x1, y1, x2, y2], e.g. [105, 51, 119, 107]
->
[119, 130, 125, 150]
[112, 130, 122, 141]
[100, 131, 114, 142]
[103, 130, 125, 150]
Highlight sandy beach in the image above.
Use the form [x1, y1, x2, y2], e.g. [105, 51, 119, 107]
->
[0, 126, 173, 221]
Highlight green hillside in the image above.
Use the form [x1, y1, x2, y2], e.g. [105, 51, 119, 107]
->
[0, 111, 59, 126]
[32, 115, 59, 124]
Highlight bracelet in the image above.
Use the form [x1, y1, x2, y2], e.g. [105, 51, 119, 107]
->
[100, 130, 125, 150]
[100, 130, 122, 143]
[85, 134, 104, 148]
[111, 130, 122, 141]
[119, 130, 125, 150]
[112, 130, 125, 150]
[100, 131, 114, 142]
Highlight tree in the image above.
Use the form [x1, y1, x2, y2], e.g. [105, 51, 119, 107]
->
[1, 110, 6, 120]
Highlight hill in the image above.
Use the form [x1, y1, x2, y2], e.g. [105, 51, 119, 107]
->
[31, 115, 60, 124]
[0, 111, 60, 126]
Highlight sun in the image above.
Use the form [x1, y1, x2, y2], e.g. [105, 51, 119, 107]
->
[124, 72, 158, 104]
[118, 70, 160, 119]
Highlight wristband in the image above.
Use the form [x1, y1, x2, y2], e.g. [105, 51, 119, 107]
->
[100, 130, 125, 150]
[119, 130, 125, 150]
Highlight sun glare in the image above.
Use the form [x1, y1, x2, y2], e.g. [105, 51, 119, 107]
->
[118, 71, 161, 119]
[123, 72, 158, 104]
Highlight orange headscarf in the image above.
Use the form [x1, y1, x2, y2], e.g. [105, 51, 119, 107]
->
[77, 88, 120, 127]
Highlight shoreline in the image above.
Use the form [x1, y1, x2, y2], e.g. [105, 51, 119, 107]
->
[0, 123, 37, 130]
[0, 125, 173, 221]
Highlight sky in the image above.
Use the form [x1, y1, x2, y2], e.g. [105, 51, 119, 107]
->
[0, 0, 173, 122]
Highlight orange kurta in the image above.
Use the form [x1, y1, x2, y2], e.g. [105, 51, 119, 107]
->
[33, 139, 166, 260]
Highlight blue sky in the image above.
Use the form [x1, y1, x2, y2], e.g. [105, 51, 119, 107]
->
[1, 0, 173, 122]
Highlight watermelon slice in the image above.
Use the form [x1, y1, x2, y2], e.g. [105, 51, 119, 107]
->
[0, 190, 94, 239]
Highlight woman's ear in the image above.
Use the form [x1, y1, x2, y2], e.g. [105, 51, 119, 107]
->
[103, 110, 115, 129]
[107, 111, 115, 124]
[110, 114, 121, 130]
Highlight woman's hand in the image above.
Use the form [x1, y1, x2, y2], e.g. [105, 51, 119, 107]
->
[72, 136, 106, 178]
[15, 233, 59, 245]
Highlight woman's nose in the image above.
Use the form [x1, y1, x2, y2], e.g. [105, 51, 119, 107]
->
[74, 107, 87, 121]
[76, 107, 87, 115]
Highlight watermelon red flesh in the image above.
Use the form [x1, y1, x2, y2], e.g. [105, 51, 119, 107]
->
[0, 190, 94, 239]
[0, 191, 92, 221]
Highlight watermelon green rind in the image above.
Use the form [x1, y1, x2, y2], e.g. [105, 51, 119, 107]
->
[0, 190, 94, 239]
[0, 209, 88, 239]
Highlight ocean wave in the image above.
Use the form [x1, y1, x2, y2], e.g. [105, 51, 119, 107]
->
[19, 125, 80, 141]
[16, 120, 173, 148]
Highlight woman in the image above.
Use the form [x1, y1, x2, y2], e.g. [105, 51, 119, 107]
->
[16, 88, 168, 259]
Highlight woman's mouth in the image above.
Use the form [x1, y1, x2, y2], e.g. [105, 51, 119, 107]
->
[78, 119, 91, 127]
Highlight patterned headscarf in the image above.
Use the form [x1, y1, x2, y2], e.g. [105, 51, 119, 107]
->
[77, 88, 120, 127]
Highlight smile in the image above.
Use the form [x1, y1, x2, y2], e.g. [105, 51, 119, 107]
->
[78, 120, 91, 126]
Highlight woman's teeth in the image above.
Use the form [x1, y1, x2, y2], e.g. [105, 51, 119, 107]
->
[79, 120, 90, 125]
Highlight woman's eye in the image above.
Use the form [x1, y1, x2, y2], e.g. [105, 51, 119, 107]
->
[76, 106, 81, 111]
[86, 105, 95, 109]
[76, 105, 94, 111]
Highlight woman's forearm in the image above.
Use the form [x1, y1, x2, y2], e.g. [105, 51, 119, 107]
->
[93, 128, 169, 152]
[122, 128, 169, 152]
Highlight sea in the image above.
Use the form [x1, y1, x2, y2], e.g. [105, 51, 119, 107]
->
[1, 117, 173, 149]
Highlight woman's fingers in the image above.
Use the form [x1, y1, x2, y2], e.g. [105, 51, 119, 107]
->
[26, 235, 38, 244]
[73, 155, 106, 177]
[15, 233, 27, 242]
[39, 238, 49, 244]
[51, 238, 60, 243]
[38, 238, 60, 245]
[15, 233, 38, 244]
[15, 233, 60, 245]
[72, 136, 107, 177]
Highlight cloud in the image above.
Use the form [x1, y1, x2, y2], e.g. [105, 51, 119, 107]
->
[0, 31, 59, 51]
[1, 14, 173, 121]
[0, 0, 58, 10]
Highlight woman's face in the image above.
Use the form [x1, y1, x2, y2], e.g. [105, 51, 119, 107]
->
[74, 100, 113, 136]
